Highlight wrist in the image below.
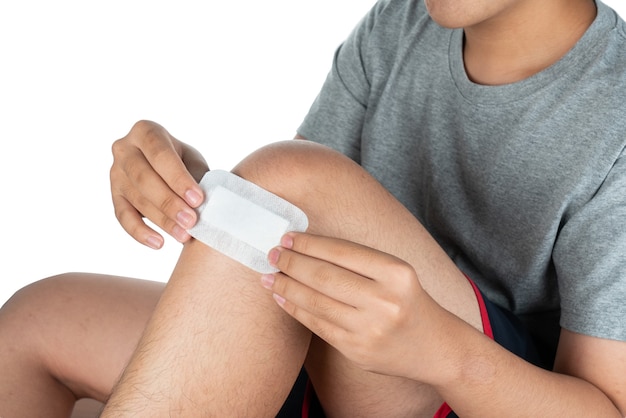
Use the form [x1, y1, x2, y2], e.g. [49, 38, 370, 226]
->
[408, 293, 495, 389]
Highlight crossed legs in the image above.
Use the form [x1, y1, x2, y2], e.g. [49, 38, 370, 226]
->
[0, 140, 481, 417]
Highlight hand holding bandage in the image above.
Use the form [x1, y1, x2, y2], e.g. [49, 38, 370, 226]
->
[187, 170, 309, 273]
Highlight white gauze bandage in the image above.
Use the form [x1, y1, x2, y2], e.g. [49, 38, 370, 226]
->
[187, 170, 309, 273]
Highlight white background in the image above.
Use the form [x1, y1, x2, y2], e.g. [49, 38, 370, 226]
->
[1, 1, 624, 306]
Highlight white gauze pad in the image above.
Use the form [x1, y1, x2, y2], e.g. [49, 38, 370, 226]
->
[187, 170, 309, 273]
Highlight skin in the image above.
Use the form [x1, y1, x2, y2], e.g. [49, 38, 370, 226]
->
[265, 230, 626, 416]
[1, 0, 624, 416]
[0, 274, 163, 416]
[109, 120, 208, 248]
[426, 0, 598, 84]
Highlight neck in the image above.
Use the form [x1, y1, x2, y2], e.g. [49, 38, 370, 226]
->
[463, 0, 597, 85]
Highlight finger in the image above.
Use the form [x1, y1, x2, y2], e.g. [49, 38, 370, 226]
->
[111, 194, 165, 249]
[131, 123, 206, 208]
[135, 198, 192, 244]
[264, 272, 356, 340]
[275, 294, 350, 348]
[282, 233, 409, 283]
[268, 246, 376, 308]
[111, 169, 192, 244]
[111, 146, 198, 231]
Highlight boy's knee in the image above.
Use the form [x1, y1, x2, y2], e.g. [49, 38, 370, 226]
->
[1, 274, 93, 333]
[232, 140, 361, 207]
[1, 274, 74, 325]
[0, 274, 73, 359]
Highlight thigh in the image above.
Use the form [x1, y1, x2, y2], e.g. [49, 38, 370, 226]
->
[304, 336, 445, 418]
[1, 273, 163, 401]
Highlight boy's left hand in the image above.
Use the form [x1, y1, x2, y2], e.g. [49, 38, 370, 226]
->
[262, 232, 442, 380]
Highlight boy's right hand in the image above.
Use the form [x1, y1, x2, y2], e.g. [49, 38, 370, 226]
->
[110, 120, 208, 249]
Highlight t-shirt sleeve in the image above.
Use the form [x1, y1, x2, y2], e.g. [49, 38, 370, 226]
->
[297, 1, 390, 163]
[554, 150, 626, 341]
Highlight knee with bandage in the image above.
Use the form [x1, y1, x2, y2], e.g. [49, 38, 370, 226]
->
[187, 170, 309, 273]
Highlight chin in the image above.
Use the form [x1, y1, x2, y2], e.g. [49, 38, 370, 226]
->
[423, 0, 470, 28]
[423, 0, 505, 29]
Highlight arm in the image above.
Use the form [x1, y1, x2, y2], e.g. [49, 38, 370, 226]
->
[554, 330, 626, 414]
[110, 120, 208, 248]
[265, 233, 625, 416]
[436, 317, 624, 416]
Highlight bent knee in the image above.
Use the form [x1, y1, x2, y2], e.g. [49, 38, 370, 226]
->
[0, 274, 77, 359]
[1, 273, 81, 328]
[0, 273, 142, 340]
[3, 272, 88, 308]
[232, 140, 365, 206]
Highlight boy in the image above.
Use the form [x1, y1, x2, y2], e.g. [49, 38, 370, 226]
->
[1, 0, 625, 416]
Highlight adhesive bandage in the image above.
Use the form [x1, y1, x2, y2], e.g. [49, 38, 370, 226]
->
[187, 170, 309, 273]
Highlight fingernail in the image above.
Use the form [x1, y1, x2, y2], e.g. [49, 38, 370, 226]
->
[268, 248, 281, 266]
[172, 225, 191, 242]
[176, 210, 195, 228]
[146, 236, 164, 250]
[185, 189, 202, 207]
[281, 234, 294, 249]
[260, 274, 275, 289]
[273, 293, 286, 306]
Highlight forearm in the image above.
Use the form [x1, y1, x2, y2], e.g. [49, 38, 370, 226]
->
[426, 305, 622, 417]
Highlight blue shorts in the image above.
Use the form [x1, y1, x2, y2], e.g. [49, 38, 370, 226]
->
[276, 277, 550, 418]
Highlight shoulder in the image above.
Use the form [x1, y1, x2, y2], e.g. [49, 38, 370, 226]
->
[593, 2, 626, 78]
[564, 2, 626, 144]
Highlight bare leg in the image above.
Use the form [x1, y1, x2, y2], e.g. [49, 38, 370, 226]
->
[0, 141, 481, 417]
[102, 239, 311, 416]
[0, 273, 163, 417]
[103, 140, 482, 417]
[236, 141, 483, 417]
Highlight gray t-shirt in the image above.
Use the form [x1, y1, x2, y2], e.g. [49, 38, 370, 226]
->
[298, 0, 626, 349]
